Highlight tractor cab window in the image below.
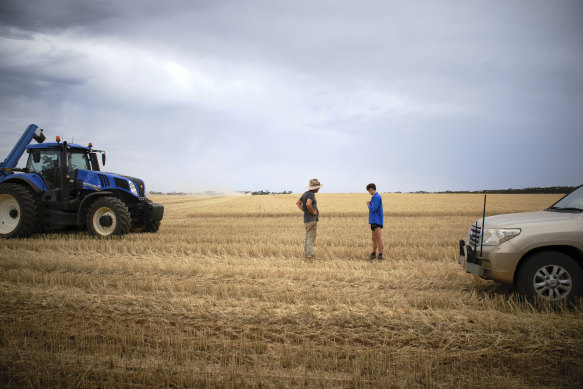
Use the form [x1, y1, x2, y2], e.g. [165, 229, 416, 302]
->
[26, 149, 60, 189]
[68, 150, 90, 171]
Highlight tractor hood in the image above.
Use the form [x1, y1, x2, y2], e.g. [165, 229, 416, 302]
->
[77, 170, 146, 197]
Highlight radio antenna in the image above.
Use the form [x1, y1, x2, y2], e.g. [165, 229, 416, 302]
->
[480, 193, 487, 257]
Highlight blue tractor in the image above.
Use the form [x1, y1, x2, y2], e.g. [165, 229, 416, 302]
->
[0, 124, 164, 238]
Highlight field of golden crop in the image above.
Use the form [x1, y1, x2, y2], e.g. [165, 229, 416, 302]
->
[1, 193, 582, 388]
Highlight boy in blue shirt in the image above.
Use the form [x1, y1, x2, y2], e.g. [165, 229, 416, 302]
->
[366, 183, 384, 260]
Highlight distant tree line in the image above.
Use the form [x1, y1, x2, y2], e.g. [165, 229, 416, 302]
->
[436, 186, 578, 194]
[152, 186, 579, 196]
[251, 190, 293, 195]
[149, 191, 253, 196]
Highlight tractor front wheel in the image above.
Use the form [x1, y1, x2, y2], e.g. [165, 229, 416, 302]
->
[86, 196, 131, 237]
[0, 183, 39, 239]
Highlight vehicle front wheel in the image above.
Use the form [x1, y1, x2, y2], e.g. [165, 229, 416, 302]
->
[516, 251, 583, 302]
[86, 196, 131, 237]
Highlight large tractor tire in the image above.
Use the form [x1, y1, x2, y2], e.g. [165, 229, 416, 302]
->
[0, 183, 40, 239]
[131, 220, 161, 233]
[86, 196, 131, 237]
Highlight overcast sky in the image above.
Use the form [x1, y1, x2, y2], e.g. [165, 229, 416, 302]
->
[0, 0, 581, 193]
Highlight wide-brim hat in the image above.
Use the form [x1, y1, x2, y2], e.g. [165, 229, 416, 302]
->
[306, 178, 322, 190]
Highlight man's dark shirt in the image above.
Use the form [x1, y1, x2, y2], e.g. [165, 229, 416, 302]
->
[300, 190, 319, 223]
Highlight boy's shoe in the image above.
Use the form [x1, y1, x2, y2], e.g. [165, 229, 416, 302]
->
[369, 252, 376, 260]
[378, 254, 383, 261]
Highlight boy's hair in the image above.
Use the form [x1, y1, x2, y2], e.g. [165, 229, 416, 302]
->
[366, 183, 376, 191]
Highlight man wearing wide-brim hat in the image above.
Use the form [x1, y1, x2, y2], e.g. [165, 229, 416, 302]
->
[296, 179, 321, 260]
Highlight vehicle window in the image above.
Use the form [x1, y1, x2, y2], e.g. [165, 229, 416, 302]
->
[26, 149, 60, 189]
[68, 151, 90, 171]
[552, 186, 583, 210]
[27, 150, 59, 173]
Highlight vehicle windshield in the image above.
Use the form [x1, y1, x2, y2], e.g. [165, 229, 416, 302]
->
[549, 186, 583, 211]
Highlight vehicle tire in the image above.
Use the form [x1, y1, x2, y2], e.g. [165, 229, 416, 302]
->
[86, 196, 131, 237]
[516, 251, 583, 302]
[0, 183, 40, 239]
[131, 220, 161, 233]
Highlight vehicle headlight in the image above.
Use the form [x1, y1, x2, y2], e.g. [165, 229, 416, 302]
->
[128, 180, 139, 196]
[482, 229, 521, 246]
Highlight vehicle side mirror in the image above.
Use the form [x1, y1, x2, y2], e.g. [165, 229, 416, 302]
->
[102, 152, 106, 166]
[32, 149, 41, 164]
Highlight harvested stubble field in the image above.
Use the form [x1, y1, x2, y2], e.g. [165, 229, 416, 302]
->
[1, 193, 582, 388]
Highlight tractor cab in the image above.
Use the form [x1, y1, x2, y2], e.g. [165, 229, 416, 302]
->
[25, 141, 105, 203]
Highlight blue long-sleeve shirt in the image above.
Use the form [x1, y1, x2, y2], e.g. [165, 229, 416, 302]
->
[368, 192, 383, 225]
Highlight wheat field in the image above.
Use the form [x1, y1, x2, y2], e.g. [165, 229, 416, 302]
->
[1, 193, 582, 388]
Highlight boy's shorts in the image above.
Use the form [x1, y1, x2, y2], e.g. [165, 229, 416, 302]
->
[370, 223, 383, 231]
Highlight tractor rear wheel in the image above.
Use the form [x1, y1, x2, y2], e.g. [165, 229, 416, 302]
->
[86, 196, 131, 237]
[0, 183, 39, 239]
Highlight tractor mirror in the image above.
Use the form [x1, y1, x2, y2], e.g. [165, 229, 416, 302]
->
[32, 149, 41, 164]
[102, 152, 106, 166]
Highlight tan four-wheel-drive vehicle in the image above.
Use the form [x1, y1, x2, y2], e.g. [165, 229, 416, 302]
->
[458, 185, 583, 302]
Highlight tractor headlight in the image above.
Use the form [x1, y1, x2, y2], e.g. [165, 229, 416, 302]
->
[128, 180, 139, 196]
[482, 229, 521, 246]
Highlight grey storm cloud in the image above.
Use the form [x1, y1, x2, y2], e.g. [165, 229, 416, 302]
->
[0, 0, 582, 193]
